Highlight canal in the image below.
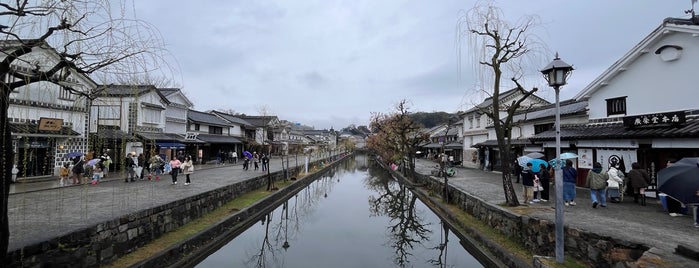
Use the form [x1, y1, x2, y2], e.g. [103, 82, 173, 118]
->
[196, 154, 484, 267]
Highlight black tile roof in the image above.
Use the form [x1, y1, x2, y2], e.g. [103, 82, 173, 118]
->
[211, 111, 253, 126]
[188, 110, 231, 126]
[513, 100, 588, 122]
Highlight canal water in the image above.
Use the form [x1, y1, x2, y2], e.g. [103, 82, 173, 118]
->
[196, 154, 483, 267]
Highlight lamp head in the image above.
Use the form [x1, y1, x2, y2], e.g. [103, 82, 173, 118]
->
[541, 52, 574, 87]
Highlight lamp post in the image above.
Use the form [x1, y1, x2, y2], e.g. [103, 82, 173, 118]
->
[541, 52, 573, 263]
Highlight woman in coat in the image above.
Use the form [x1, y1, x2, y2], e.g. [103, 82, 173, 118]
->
[181, 155, 194, 186]
[607, 164, 624, 203]
[626, 162, 650, 206]
[585, 162, 608, 208]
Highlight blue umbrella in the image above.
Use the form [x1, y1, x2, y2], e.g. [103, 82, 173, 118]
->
[528, 159, 549, 172]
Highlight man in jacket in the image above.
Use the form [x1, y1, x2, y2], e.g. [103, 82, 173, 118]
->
[585, 162, 608, 208]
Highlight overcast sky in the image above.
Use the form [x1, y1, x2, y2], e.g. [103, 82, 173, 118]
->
[135, 0, 691, 130]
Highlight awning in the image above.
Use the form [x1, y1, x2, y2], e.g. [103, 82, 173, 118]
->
[156, 142, 186, 149]
[10, 122, 80, 137]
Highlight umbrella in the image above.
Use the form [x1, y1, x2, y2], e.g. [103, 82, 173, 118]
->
[528, 159, 549, 173]
[548, 159, 564, 169]
[525, 152, 545, 159]
[517, 155, 534, 168]
[243, 151, 253, 159]
[548, 153, 579, 168]
[560, 152, 578, 159]
[657, 157, 699, 205]
[65, 151, 83, 159]
[86, 158, 101, 167]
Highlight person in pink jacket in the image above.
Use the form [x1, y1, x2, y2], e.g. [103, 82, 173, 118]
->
[169, 156, 182, 185]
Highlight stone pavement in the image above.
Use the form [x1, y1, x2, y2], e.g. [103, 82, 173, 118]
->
[413, 158, 699, 265]
[6, 155, 316, 251]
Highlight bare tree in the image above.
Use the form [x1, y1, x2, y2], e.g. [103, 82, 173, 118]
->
[0, 0, 170, 257]
[459, 1, 546, 206]
[367, 99, 429, 178]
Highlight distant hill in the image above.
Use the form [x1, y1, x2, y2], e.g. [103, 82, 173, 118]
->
[410, 112, 452, 128]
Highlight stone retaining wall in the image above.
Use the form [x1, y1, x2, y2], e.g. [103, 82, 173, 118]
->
[406, 170, 648, 267]
[5, 157, 341, 267]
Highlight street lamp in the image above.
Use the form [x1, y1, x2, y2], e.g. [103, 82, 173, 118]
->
[541, 52, 573, 264]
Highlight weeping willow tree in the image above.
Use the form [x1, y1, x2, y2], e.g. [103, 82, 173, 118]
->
[0, 0, 172, 257]
[458, 1, 547, 206]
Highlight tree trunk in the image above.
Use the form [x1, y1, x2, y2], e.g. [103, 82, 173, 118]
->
[1, 87, 11, 259]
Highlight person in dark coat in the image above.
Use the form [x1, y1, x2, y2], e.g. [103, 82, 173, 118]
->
[537, 163, 551, 202]
[562, 160, 578, 206]
[626, 162, 650, 206]
[521, 162, 535, 204]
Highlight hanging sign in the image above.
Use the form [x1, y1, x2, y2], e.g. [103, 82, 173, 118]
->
[38, 117, 63, 131]
[623, 111, 685, 128]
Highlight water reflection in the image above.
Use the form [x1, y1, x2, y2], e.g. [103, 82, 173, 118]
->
[197, 155, 481, 268]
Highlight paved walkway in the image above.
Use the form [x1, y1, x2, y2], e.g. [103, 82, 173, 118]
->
[413, 158, 699, 265]
[7, 154, 699, 265]
[7, 155, 318, 251]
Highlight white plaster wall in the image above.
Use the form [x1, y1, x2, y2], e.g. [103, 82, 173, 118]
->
[587, 32, 699, 119]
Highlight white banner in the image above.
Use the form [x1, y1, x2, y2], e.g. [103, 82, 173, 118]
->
[596, 149, 638, 172]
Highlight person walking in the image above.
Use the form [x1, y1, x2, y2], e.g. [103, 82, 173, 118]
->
[261, 153, 268, 171]
[537, 163, 551, 202]
[100, 152, 111, 178]
[71, 157, 84, 185]
[521, 162, 535, 204]
[125, 153, 136, 183]
[562, 159, 578, 206]
[253, 152, 259, 171]
[181, 155, 194, 185]
[169, 156, 182, 185]
[607, 164, 624, 203]
[149, 154, 164, 181]
[586, 162, 608, 208]
[626, 162, 650, 206]
[59, 163, 70, 187]
[232, 151, 238, 164]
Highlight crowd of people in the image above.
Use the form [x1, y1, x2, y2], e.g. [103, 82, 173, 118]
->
[514, 158, 652, 208]
[59, 149, 274, 188]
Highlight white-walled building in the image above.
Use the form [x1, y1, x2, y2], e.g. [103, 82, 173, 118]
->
[532, 15, 699, 188]
[3, 41, 96, 178]
[462, 87, 549, 170]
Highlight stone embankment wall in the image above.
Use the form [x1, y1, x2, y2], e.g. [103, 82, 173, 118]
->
[401, 169, 647, 267]
[5, 157, 343, 268]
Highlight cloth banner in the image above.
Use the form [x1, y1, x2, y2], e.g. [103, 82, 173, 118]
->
[596, 149, 638, 173]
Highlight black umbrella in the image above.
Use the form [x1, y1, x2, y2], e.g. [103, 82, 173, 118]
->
[657, 157, 699, 205]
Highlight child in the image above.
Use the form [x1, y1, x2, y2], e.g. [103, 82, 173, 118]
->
[91, 162, 103, 185]
[59, 163, 70, 187]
